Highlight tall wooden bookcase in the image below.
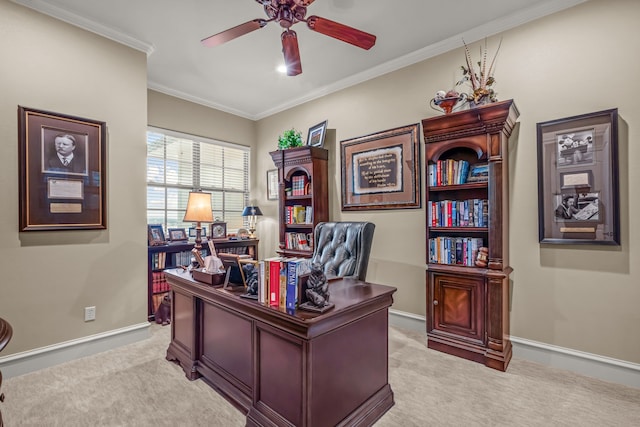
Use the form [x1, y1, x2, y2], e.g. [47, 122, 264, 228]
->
[422, 99, 519, 371]
[270, 146, 329, 258]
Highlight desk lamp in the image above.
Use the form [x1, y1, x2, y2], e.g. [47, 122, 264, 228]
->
[183, 191, 213, 251]
[241, 206, 263, 239]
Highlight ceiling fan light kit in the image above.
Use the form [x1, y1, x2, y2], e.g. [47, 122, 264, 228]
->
[201, 0, 377, 76]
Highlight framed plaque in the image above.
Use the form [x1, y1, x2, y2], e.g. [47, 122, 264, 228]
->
[536, 109, 619, 245]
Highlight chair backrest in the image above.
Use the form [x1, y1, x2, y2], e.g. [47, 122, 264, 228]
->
[311, 222, 375, 281]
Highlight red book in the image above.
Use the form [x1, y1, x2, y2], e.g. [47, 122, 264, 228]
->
[266, 257, 282, 306]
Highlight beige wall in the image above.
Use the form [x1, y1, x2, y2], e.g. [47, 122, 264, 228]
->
[0, 0, 148, 353]
[255, 0, 640, 364]
[2, 0, 637, 368]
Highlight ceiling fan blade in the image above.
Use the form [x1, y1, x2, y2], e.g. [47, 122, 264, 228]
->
[201, 19, 267, 47]
[281, 30, 302, 76]
[306, 16, 376, 50]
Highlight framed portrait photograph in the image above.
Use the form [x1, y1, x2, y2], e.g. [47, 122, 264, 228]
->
[148, 224, 166, 246]
[18, 106, 106, 231]
[267, 169, 279, 200]
[168, 228, 188, 242]
[340, 123, 421, 211]
[307, 120, 328, 148]
[537, 108, 619, 245]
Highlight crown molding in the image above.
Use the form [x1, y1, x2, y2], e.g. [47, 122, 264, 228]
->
[11, 0, 154, 55]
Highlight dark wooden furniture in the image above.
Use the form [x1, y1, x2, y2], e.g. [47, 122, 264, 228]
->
[0, 317, 13, 427]
[147, 238, 259, 320]
[422, 99, 519, 371]
[164, 268, 396, 427]
[270, 146, 329, 258]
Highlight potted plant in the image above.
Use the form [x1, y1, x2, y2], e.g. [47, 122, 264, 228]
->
[278, 128, 304, 150]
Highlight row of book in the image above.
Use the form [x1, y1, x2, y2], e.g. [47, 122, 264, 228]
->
[255, 257, 313, 310]
[284, 232, 313, 251]
[428, 199, 489, 228]
[150, 252, 167, 270]
[429, 237, 484, 266]
[151, 271, 170, 293]
[285, 204, 313, 224]
[290, 174, 310, 196]
[428, 159, 470, 186]
[151, 250, 196, 270]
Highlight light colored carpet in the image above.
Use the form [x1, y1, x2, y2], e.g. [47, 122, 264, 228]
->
[3, 324, 639, 426]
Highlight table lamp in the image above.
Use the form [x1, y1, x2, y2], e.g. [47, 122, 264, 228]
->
[183, 191, 213, 251]
[241, 206, 263, 239]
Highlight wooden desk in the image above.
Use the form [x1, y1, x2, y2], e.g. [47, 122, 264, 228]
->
[165, 269, 396, 427]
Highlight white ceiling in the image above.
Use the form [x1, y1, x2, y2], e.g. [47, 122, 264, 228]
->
[13, 0, 586, 120]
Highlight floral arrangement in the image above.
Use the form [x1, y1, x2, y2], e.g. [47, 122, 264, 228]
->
[456, 38, 502, 105]
[277, 128, 304, 149]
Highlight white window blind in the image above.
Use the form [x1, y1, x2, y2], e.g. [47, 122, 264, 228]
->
[146, 127, 250, 234]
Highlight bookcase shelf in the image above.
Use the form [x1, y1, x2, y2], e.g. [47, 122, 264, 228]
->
[270, 146, 329, 258]
[423, 99, 519, 371]
[147, 238, 258, 320]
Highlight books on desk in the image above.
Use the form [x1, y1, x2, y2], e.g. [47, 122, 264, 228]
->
[261, 257, 312, 309]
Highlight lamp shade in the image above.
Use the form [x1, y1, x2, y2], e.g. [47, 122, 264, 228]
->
[183, 192, 213, 223]
[242, 206, 263, 217]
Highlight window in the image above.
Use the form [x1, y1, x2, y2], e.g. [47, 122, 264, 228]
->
[147, 127, 250, 234]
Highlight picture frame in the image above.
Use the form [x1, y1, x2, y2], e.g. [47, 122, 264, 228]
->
[188, 227, 207, 239]
[267, 169, 279, 200]
[148, 224, 166, 246]
[168, 228, 188, 242]
[466, 163, 489, 183]
[536, 108, 619, 245]
[340, 123, 421, 211]
[306, 120, 328, 148]
[18, 106, 107, 231]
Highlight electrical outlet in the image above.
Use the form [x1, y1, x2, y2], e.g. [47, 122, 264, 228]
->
[84, 306, 96, 322]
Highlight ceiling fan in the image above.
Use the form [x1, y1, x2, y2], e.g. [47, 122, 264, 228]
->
[201, 0, 376, 76]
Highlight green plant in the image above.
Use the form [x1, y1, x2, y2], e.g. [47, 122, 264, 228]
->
[278, 128, 304, 150]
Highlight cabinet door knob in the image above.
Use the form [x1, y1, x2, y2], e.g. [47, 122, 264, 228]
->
[433, 300, 438, 305]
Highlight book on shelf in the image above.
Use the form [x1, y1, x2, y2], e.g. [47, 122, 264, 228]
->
[428, 199, 488, 227]
[429, 236, 484, 266]
[428, 159, 471, 186]
[290, 174, 309, 196]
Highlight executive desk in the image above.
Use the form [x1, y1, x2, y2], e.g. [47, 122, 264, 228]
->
[164, 269, 396, 427]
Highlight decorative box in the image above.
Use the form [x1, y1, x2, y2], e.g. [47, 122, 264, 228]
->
[191, 269, 225, 286]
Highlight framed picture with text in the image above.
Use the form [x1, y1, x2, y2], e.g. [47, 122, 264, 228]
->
[536, 108, 619, 245]
[18, 106, 106, 231]
[267, 169, 279, 200]
[340, 123, 421, 211]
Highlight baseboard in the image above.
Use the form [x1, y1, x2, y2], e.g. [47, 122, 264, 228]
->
[389, 309, 640, 389]
[0, 322, 151, 379]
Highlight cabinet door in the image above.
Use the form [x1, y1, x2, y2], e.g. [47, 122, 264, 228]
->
[429, 273, 485, 345]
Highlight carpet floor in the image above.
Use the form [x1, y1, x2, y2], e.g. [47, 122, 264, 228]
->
[3, 324, 639, 426]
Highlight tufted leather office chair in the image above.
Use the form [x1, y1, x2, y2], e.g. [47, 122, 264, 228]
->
[310, 222, 375, 282]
